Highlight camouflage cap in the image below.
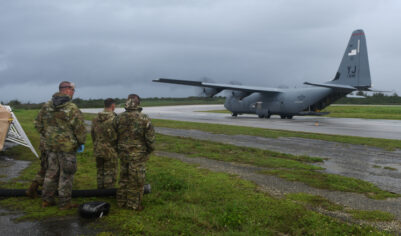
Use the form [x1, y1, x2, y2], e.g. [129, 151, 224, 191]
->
[125, 98, 139, 110]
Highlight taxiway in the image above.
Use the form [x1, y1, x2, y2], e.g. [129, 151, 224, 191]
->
[82, 105, 401, 140]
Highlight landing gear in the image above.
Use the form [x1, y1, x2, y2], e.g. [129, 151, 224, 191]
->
[258, 113, 271, 119]
[232, 113, 238, 117]
[280, 115, 293, 119]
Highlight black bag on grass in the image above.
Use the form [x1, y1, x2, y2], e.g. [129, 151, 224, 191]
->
[79, 201, 110, 218]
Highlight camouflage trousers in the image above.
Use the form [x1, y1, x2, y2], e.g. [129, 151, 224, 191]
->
[42, 152, 77, 206]
[33, 151, 48, 186]
[96, 156, 118, 189]
[117, 160, 146, 210]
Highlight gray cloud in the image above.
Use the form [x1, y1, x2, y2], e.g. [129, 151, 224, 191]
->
[0, 0, 401, 102]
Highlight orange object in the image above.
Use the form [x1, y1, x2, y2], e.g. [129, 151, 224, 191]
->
[0, 105, 12, 151]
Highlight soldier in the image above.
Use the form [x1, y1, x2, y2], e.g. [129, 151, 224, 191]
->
[114, 94, 155, 211]
[91, 98, 118, 189]
[36, 81, 86, 209]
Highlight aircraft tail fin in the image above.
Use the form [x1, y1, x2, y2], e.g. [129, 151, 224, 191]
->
[329, 29, 371, 89]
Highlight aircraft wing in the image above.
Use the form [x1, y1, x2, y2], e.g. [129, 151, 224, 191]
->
[153, 78, 283, 94]
[304, 82, 357, 91]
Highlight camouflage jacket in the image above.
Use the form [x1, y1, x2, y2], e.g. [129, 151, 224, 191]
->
[113, 101, 155, 159]
[91, 111, 117, 158]
[35, 92, 86, 153]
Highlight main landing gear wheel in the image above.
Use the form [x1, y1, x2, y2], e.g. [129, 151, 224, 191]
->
[259, 112, 271, 119]
[280, 115, 293, 119]
[232, 113, 238, 117]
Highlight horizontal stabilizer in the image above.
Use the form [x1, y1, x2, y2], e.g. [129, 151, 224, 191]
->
[304, 82, 356, 91]
[154, 78, 283, 94]
[364, 88, 393, 93]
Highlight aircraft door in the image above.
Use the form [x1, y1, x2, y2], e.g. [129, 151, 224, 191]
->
[280, 100, 286, 112]
[255, 101, 269, 117]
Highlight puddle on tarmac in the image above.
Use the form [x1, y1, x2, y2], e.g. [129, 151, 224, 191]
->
[0, 155, 31, 182]
[0, 148, 107, 235]
[317, 158, 401, 194]
[0, 207, 103, 236]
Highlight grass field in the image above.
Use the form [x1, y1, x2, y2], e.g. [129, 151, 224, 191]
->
[0, 109, 397, 234]
[323, 105, 401, 120]
[200, 104, 401, 120]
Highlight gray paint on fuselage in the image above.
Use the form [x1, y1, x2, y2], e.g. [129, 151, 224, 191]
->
[225, 87, 334, 115]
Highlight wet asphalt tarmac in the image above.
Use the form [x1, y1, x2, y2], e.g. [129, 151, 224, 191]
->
[82, 105, 401, 140]
[0, 155, 30, 182]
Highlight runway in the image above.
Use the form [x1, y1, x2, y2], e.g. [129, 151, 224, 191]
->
[82, 104, 401, 140]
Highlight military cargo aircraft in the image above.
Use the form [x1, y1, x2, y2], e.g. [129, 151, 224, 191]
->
[154, 29, 373, 119]
[0, 105, 38, 157]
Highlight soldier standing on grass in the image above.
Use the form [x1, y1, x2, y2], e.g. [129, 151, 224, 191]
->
[114, 94, 155, 211]
[35, 81, 86, 209]
[91, 98, 118, 189]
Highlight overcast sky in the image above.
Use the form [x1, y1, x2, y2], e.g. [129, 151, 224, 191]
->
[1, 0, 400, 102]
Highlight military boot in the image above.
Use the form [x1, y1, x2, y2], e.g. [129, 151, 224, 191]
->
[26, 181, 39, 198]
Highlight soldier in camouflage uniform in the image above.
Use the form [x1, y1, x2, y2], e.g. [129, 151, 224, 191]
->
[91, 98, 118, 189]
[114, 94, 155, 211]
[35, 81, 86, 209]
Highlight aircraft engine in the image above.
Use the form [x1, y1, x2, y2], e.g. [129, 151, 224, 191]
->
[231, 90, 251, 100]
[201, 87, 222, 97]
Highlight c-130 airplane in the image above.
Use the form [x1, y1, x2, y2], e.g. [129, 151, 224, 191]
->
[154, 29, 373, 119]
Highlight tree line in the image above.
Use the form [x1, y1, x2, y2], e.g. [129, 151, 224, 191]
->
[335, 92, 401, 104]
[2, 96, 226, 109]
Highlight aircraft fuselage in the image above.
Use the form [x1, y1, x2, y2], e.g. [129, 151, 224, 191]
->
[224, 87, 348, 118]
